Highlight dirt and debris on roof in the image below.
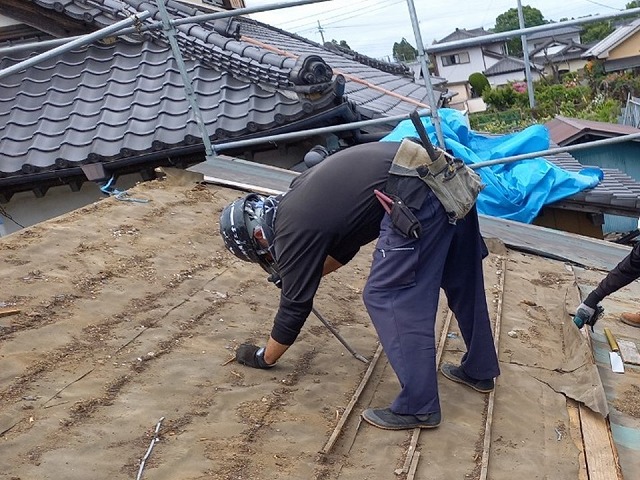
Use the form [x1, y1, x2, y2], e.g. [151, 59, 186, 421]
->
[1, 172, 638, 479]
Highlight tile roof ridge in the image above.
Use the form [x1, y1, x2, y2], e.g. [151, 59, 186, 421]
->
[31, 0, 336, 92]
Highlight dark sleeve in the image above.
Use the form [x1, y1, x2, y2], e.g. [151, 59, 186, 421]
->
[270, 228, 329, 345]
[586, 242, 640, 306]
[328, 246, 360, 266]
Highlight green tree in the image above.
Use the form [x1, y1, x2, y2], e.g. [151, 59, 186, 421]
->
[392, 38, 418, 62]
[468, 72, 490, 97]
[581, 19, 614, 43]
[625, 2, 640, 18]
[494, 6, 545, 56]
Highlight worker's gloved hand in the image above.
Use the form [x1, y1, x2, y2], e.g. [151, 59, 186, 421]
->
[573, 303, 604, 330]
[235, 343, 275, 369]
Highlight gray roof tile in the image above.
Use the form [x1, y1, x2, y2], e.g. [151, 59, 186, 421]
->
[0, 0, 444, 193]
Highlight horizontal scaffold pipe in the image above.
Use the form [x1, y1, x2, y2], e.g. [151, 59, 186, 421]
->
[0, 0, 332, 56]
[427, 7, 640, 53]
[212, 109, 431, 152]
[0, 11, 152, 80]
[470, 132, 640, 170]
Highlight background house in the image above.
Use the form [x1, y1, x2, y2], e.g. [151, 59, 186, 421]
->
[527, 25, 582, 52]
[528, 25, 589, 80]
[483, 56, 543, 87]
[583, 18, 640, 72]
[431, 28, 506, 109]
[545, 115, 640, 235]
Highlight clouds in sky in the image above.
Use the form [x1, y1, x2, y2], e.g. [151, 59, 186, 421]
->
[244, 0, 633, 60]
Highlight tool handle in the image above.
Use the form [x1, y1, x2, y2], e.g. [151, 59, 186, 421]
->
[409, 110, 438, 161]
[604, 327, 620, 352]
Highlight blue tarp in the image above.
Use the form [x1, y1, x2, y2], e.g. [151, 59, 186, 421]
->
[380, 109, 603, 224]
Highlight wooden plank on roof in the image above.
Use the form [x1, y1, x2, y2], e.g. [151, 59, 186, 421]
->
[188, 155, 294, 195]
[567, 399, 588, 480]
[578, 324, 623, 480]
[580, 405, 623, 480]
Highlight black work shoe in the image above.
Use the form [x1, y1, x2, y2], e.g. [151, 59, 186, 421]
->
[361, 408, 441, 430]
[441, 363, 494, 393]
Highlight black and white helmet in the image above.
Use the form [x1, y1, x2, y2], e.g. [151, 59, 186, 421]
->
[219, 194, 273, 271]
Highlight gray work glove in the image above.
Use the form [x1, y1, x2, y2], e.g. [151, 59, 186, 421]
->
[573, 302, 604, 330]
[235, 344, 275, 369]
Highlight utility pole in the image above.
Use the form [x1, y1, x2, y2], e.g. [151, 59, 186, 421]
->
[317, 20, 326, 44]
[517, 0, 536, 109]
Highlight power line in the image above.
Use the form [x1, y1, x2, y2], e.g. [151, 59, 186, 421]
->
[273, 0, 386, 30]
[292, 0, 404, 34]
[583, 0, 625, 10]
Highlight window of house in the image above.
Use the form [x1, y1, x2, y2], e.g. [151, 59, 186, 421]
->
[441, 52, 470, 66]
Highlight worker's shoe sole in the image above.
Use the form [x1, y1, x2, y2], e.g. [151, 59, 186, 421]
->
[441, 363, 494, 393]
[361, 408, 441, 430]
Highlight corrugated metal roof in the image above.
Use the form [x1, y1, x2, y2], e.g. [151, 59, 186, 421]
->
[545, 116, 640, 145]
[0, 0, 443, 194]
[583, 18, 640, 59]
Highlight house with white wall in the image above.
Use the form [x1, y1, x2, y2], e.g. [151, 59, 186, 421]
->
[527, 25, 588, 79]
[431, 28, 506, 109]
[483, 56, 543, 88]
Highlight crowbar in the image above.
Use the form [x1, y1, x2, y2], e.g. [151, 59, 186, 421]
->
[312, 306, 369, 363]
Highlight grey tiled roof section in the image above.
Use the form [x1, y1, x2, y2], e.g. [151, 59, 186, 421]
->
[484, 56, 542, 76]
[0, 40, 329, 175]
[0, 0, 443, 178]
[436, 28, 492, 44]
[34, 0, 334, 90]
[526, 25, 581, 41]
[544, 150, 640, 211]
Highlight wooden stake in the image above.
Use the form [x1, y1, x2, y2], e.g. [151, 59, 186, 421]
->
[398, 307, 455, 475]
[0, 307, 20, 318]
[320, 344, 383, 455]
[479, 256, 506, 480]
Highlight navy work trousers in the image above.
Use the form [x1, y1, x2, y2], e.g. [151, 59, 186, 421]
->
[363, 190, 500, 415]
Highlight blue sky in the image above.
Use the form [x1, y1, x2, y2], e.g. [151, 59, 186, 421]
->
[244, 0, 635, 60]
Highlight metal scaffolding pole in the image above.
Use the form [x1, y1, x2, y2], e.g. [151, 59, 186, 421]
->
[517, 0, 535, 109]
[0, 0, 333, 56]
[212, 109, 431, 151]
[426, 7, 640, 54]
[156, 0, 215, 159]
[470, 131, 640, 170]
[405, 0, 445, 148]
[0, 11, 152, 80]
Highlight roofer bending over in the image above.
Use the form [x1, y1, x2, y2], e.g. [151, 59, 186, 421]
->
[574, 242, 640, 330]
[219, 140, 500, 430]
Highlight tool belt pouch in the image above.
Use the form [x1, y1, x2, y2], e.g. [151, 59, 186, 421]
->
[388, 195, 422, 239]
[389, 139, 484, 222]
